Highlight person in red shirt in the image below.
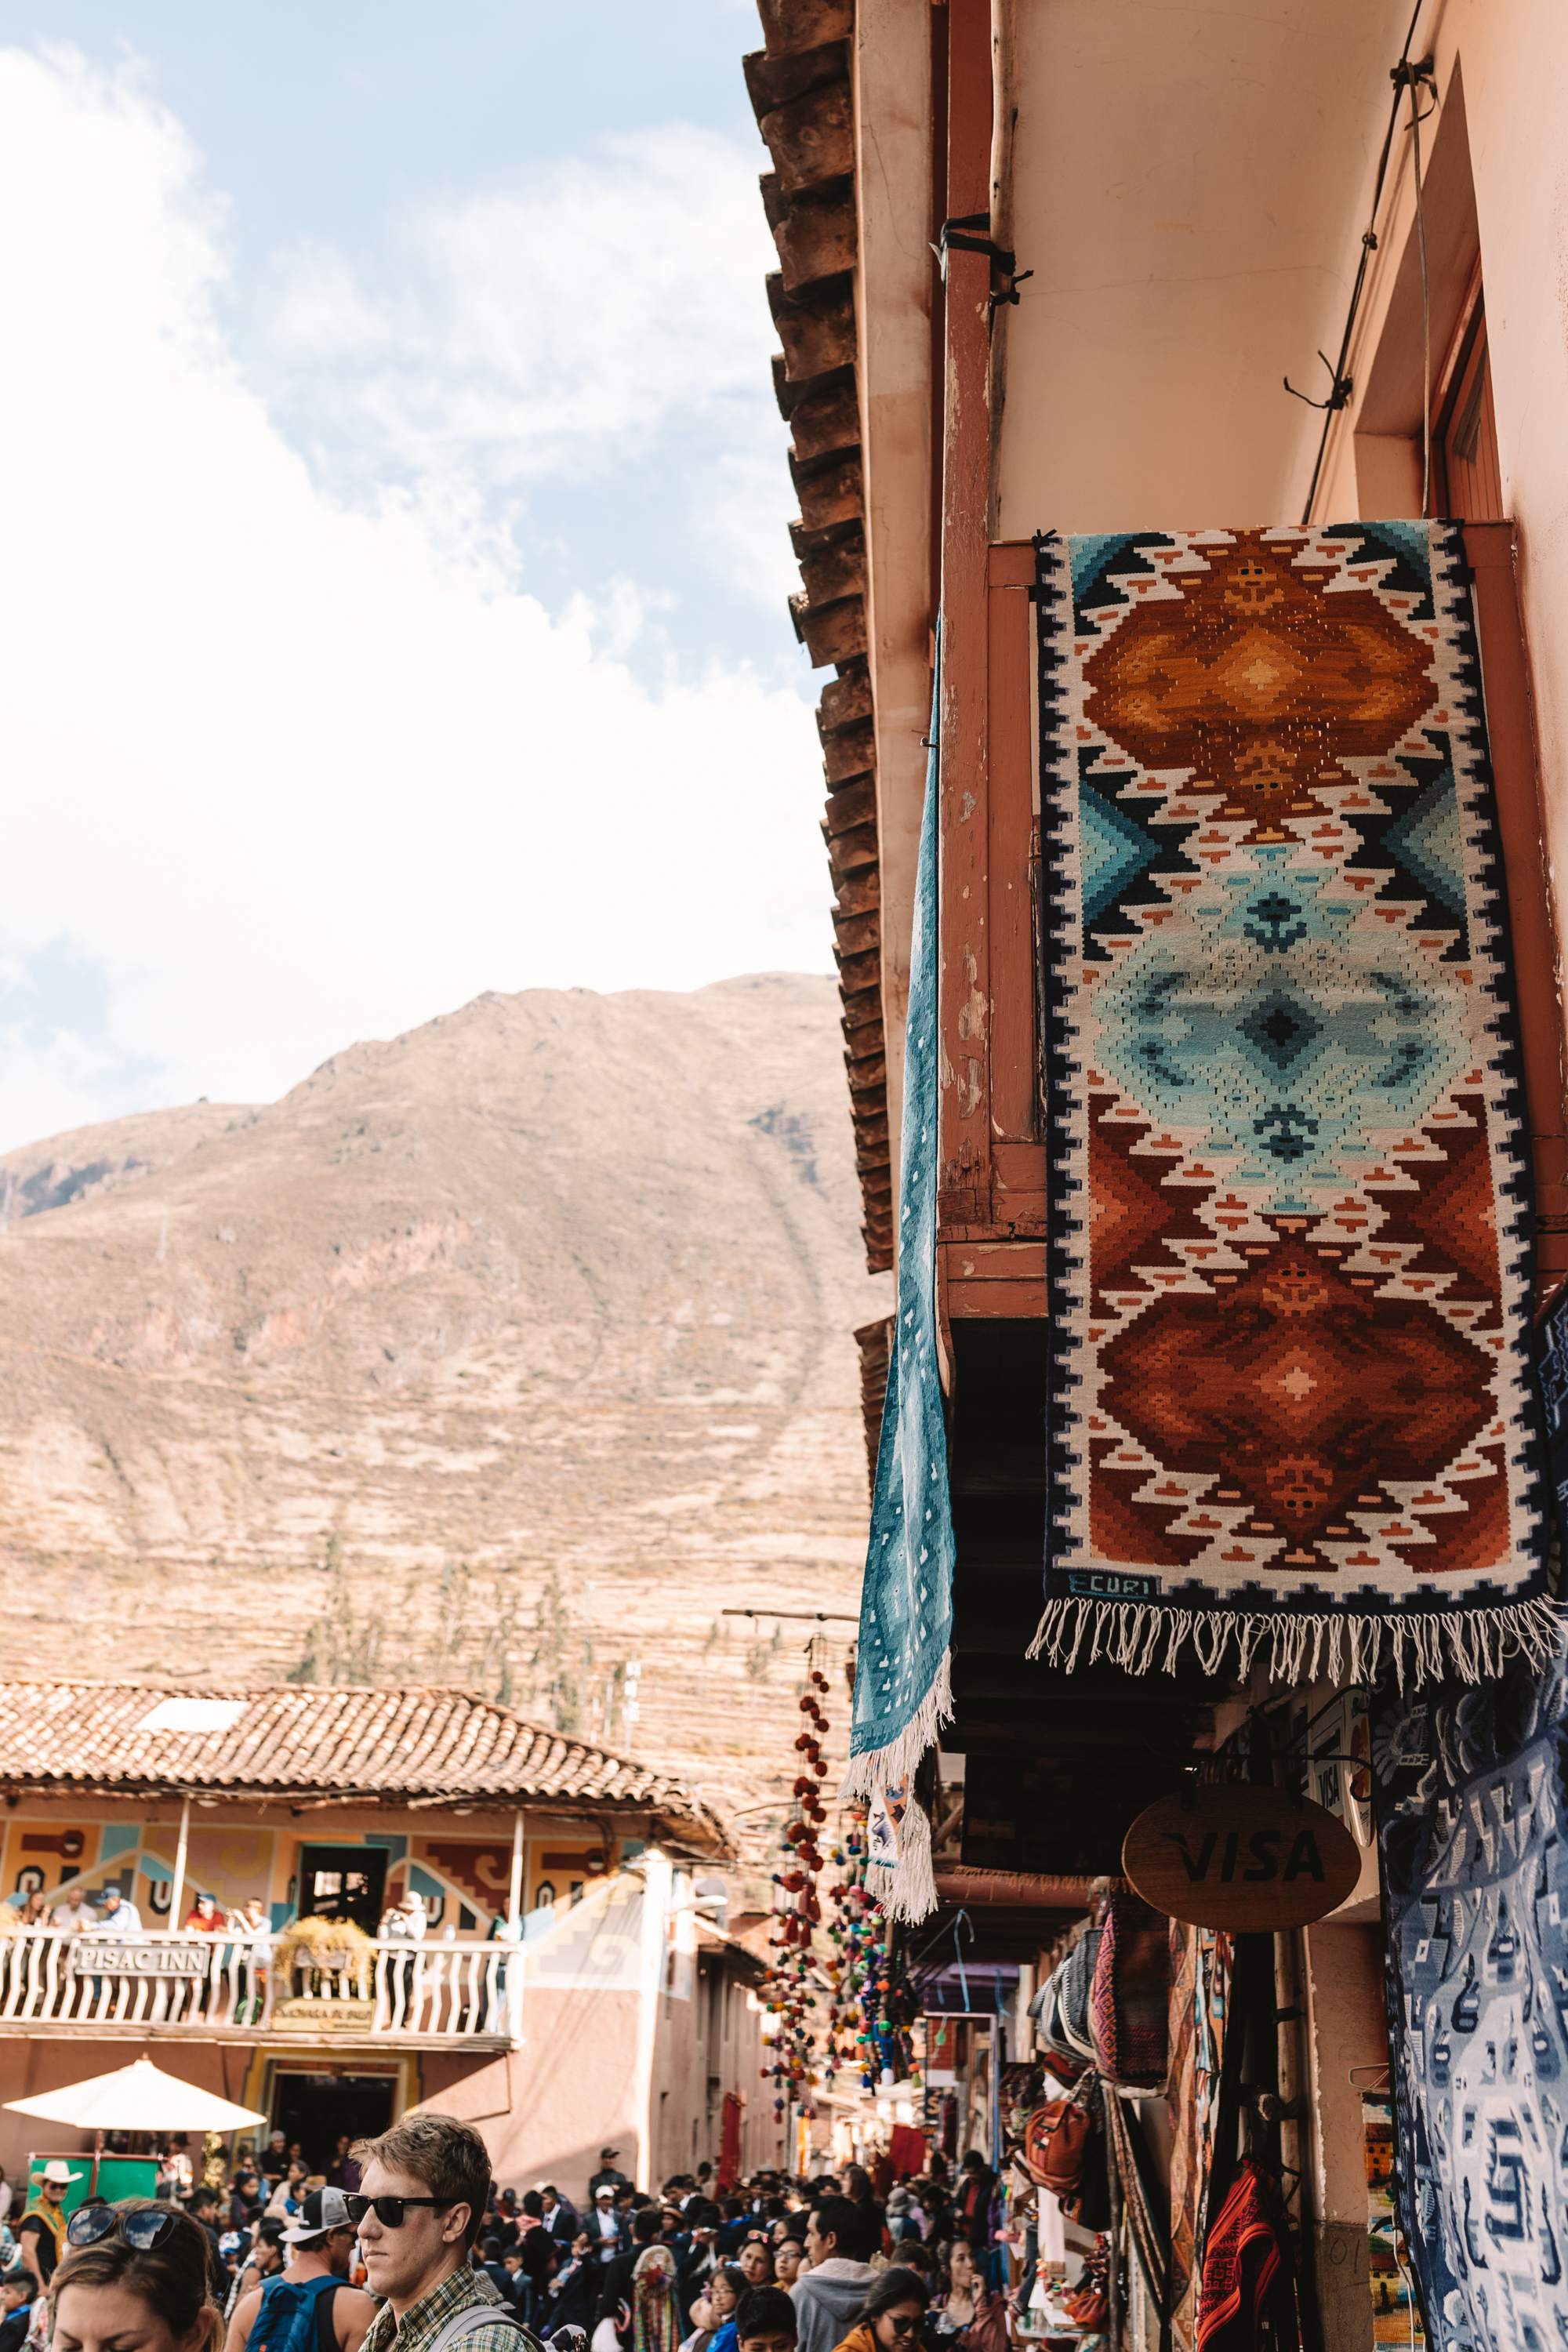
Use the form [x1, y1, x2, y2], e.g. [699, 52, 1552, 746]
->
[183, 1893, 227, 1932]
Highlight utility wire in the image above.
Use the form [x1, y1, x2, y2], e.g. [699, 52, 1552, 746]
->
[1288, 0, 1428, 524]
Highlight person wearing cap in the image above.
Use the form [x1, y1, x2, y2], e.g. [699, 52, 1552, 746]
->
[588, 2150, 629, 2205]
[226, 2187, 377, 2352]
[16, 2161, 80, 2291]
[379, 1889, 427, 2024]
[587, 2187, 626, 2269]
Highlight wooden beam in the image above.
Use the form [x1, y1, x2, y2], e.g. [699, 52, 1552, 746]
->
[936, 0, 994, 1232]
[1464, 521, 1568, 1304]
[987, 542, 1036, 1142]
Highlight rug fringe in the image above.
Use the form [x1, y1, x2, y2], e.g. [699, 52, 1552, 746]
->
[1028, 1595, 1564, 1690]
[840, 1650, 953, 1804]
[875, 1798, 937, 1926]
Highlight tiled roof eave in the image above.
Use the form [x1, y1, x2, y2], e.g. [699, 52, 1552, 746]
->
[0, 1682, 731, 1860]
[743, 0, 892, 1314]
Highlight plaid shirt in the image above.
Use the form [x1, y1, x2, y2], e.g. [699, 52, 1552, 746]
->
[361, 2264, 518, 2352]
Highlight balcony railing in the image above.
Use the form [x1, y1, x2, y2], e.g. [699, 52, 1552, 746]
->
[0, 1931, 515, 2042]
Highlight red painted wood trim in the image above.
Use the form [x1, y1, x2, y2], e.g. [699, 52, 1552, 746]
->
[989, 569, 1036, 1142]
[1464, 521, 1568, 1301]
[936, 0, 994, 1236]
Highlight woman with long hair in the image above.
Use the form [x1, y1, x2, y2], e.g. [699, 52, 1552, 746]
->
[49, 2201, 223, 2352]
[841, 2169, 886, 2262]
[929, 2241, 1004, 2352]
[830, 2267, 929, 2352]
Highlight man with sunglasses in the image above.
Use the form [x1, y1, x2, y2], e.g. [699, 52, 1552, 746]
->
[224, 2187, 377, 2352]
[350, 2117, 539, 2352]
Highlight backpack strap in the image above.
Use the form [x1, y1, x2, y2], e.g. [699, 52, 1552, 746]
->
[314, 2283, 341, 2352]
[424, 2303, 541, 2352]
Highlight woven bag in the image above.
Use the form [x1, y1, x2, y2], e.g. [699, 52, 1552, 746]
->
[1033, 1925, 1101, 2063]
[1089, 1890, 1171, 2084]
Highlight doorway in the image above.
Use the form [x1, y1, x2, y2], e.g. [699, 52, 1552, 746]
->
[271, 2070, 397, 2172]
[297, 1846, 387, 1936]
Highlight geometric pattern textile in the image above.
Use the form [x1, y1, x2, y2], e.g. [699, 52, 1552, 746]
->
[846, 655, 956, 1809]
[1033, 521, 1555, 1686]
[1372, 1637, 1568, 2352]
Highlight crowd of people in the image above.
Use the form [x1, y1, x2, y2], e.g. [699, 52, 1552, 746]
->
[0, 2120, 1025, 2352]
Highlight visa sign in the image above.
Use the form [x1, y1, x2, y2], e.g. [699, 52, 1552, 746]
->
[1122, 1784, 1363, 1929]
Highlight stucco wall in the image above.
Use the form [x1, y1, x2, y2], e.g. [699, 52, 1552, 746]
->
[993, 0, 1412, 537]
[416, 1984, 641, 2202]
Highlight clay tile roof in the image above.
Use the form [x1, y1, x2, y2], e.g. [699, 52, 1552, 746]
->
[742, 0, 891, 1298]
[0, 1681, 729, 1859]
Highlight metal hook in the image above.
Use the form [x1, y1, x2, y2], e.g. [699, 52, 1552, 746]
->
[1284, 350, 1354, 412]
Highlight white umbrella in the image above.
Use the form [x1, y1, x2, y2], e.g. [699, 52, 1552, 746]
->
[5, 2056, 267, 2132]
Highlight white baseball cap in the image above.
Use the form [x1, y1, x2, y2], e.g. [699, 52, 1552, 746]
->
[281, 2187, 352, 2245]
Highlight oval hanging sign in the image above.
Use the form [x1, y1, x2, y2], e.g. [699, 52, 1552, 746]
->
[1122, 1784, 1362, 1929]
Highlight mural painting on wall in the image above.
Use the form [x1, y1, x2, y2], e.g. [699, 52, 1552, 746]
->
[8, 1825, 92, 1896]
[420, 1841, 515, 1914]
[1, 1822, 278, 1922]
[521, 1871, 643, 1990]
[140, 1826, 275, 1921]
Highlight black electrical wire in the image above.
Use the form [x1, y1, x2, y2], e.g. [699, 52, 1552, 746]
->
[1290, 0, 1428, 524]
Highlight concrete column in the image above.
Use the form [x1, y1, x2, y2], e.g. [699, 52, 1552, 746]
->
[1301, 1922, 1386, 2352]
[167, 1795, 191, 1931]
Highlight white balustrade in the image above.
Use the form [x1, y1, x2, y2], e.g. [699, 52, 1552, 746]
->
[0, 1931, 511, 2040]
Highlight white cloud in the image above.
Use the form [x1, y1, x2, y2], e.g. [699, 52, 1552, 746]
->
[0, 50, 828, 1152]
[253, 125, 800, 609]
[263, 127, 777, 470]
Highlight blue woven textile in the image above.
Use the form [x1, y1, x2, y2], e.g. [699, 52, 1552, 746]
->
[844, 672, 954, 1795]
[1374, 1633, 1568, 2348]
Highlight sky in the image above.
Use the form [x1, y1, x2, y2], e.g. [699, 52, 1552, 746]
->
[0, 1, 828, 1149]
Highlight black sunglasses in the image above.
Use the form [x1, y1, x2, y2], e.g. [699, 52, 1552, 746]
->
[343, 2194, 457, 2230]
[67, 2205, 180, 2252]
[884, 2318, 921, 2339]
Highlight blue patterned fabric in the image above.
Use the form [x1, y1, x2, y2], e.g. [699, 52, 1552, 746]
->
[1374, 1637, 1568, 2349]
[845, 666, 954, 1795]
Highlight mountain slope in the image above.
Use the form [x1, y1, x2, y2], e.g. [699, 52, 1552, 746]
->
[0, 975, 886, 1831]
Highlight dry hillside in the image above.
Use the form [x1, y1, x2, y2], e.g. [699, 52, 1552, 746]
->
[0, 975, 887, 1849]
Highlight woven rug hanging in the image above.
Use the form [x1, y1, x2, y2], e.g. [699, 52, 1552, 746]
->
[1033, 520, 1556, 1687]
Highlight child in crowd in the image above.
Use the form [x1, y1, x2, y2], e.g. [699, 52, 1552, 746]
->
[735, 2288, 797, 2352]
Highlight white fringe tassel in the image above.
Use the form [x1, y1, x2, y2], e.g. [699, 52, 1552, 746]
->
[877, 1798, 937, 1926]
[838, 1648, 953, 1805]
[1027, 1593, 1565, 1693]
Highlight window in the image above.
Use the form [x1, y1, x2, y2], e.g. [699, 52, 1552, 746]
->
[296, 1844, 387, 1934]
[1435, 289, 1503, 521]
